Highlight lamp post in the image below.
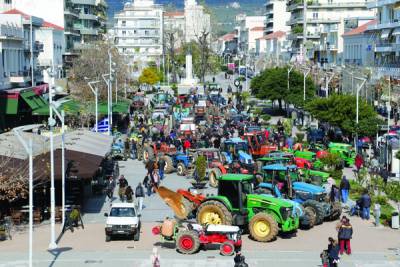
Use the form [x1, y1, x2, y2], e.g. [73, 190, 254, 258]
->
[47, 66, 57, 250]
[354, 76, 367, 153]
[102, 74, 111, 136]
[325, 72, 335, 98]
[87, 80, 100, 132]
[13, 126, 34, 267]
[387, 76, 391, 171]
[303, 68, 311, 101]
[287, 65, 295, 93]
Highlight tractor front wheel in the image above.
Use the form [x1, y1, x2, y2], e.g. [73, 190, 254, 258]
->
[303, 200, 325, 225]
[249, 213, 279, 242]
[176, 230, 200, 254]
[301, 206, 317, 229]
[208, 168, 221, 188]
[196, 200, 232, 225]
[220, 242, 235, 256]
[177, 162, 186, 176]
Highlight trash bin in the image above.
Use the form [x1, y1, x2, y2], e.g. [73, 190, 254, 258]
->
[391, 211, 399, 229]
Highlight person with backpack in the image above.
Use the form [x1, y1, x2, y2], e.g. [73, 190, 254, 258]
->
[158, 157, 166, 180]
[338, 217, 353, 255]
[125, 186, 134, 203]
[135, 182, 145, 213]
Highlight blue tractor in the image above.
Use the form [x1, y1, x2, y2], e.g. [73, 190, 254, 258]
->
[161, 152, 193, 176]
[222, 138, 255, 173]
[256, 164, 341, 227]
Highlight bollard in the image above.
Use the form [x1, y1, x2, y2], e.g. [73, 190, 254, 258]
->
[374, 203, 381, 227]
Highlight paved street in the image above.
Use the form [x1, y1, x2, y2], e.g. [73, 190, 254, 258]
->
[1, 158, 400, 267]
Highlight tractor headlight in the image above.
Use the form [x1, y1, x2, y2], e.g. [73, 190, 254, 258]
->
[280, 207, 292, 220]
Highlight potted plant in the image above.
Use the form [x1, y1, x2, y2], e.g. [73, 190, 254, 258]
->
[190, 155, 208, 189]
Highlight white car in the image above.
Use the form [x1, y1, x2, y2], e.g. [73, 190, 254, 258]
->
[104, 203, 141, 242]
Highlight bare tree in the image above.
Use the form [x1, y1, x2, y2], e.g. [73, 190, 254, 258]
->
[196, 30, 210, 83]
[165, 30, 178, 84]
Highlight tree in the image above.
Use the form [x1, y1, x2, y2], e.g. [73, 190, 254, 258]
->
[306, 94, 382, 136]
[196, 30, 211, 83]
[385, 181, 400, 211]
[139, 67, 161, 85]
[250, 67, 315, 109]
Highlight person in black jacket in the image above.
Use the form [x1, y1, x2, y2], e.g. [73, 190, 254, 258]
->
[158, 157, 166, 180]
[135, 182, 145, 214]
[360, 189, 371, 220]
[338, 218, 353, 255]
[327, 237, 340, 267]
[234, 251, 248, 267]
[340, 176, 351, 203]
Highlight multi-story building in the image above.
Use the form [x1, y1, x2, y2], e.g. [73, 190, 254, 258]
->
[0, 12, 44, 90]
[342, 20, 376, 67]
[184, 0, 211, 43]
[367, 0, 400, 69]
[163, 11, 185, 48]
[114, 0, 163, 76]
[286, 0, 374, 65]
[0, 0, 107, 67]
[237, 15, 265, 54]
[264, 0, 290, 35]
[256, 31, 289, 62]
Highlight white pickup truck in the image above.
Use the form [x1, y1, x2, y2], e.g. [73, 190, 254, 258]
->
[104, 203, 141, 242]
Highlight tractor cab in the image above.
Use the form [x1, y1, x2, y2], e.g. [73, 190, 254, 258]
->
[222, 138, 255, 173]
[243, 131, 277, 158]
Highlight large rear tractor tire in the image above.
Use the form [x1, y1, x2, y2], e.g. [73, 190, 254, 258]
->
[208, 168, 222, 188]
[303, 200, 325, 225]
[248, 213, 279, 242]
[328, 202, 342, 221]
[176, 230, 200, 254]
[300, 206, 316, 229]
[196, 200, 233, 225]
[163, 155, 174, 174]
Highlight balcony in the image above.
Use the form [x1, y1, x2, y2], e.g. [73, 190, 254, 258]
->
[115, 12, 161, 19]
[79, 13, 98, 21]
[9, 71, 31, 83]
[0, 25, 24, 40]
[367, 0, 399, 9]
[24, 41, 44, 53]
[375, 43, 395, 52]
[78, 28, 99, 35]
[64, 27, 80, 36]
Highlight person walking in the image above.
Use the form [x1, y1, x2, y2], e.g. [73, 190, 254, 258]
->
[125, 186, 134, 203]
[340, 176, 350, 203]
[355, 154, 363, 172]
[338, 217, 353, 255]
[158, 157, 166, 180]
[145, 159, 155, 184]
[118, 175, 128, 202]
[327, 237, 340, 267]
[135, 182, 145, 214]
[360, 189, 371, 220]
[105, 176, 115, 202]
[143, 175, 152, 197]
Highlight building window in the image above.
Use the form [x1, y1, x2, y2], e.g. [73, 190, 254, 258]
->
[145, 30, 149, 36]
[122, 21, 126, 26]
[312, 13, 318, 19]
[122, 31, 126, 36]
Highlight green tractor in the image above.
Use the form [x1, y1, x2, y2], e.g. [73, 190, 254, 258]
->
[196, 174, 299, 242]
[328, 143, 356, 167]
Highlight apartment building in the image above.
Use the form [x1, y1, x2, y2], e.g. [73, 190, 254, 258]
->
[114, 0, 163, 76]
[0, 12, 43, 90]
[237, 15, 265, 54]
[367, 0, 400, 69]
[287, 0, 374, 65]
[164, 11, 185, 48]
[0, 0, 107, 66]
[184, 0, 211, 43]
[264, 0, 290, 35]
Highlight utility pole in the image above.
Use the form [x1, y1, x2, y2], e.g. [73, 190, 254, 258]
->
[303, 0, 307, 64]
[30, 16, 34, 87]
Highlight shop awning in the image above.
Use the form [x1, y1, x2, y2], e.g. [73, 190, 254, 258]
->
[380, 29, 392, 39]
[32, 98, 82, 116]
[0, 96, 19, 114]
[97, 102, 129, 115]
[20, 90, 48, 110]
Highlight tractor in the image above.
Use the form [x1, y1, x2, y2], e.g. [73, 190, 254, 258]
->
[255, 156, 292, 173]
[161, 152, 194, 176]
[257, 164, 341, 225]
[191, 148, 229, 188]
[150, 92, 175, 110]
[130, 92, 145, 111]
[142, 142, 177, 163]
[242, 131, 277, 158]
[156, 174, 299, 242]
[328, 142, 356, 167]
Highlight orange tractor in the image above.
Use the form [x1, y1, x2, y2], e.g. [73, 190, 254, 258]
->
[242, 131, 277, 158]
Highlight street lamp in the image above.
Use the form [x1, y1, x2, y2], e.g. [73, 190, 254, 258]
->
[102, 74, 111, 136]
[325, 72, 335, 98]
[87, 80, 100, 132]
[303, 68, 311, 101]
[354, 76, 367, 153]
[13, 126, 36, 267]
[287, 65, 295, 93]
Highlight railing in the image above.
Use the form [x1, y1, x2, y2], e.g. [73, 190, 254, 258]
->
[0, 24, 23, 39]
[9, 70, 29, 77]
[79, 13, 98, 21]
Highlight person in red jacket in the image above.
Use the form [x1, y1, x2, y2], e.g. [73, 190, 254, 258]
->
[183, 139, 191, 153]
[355, 153, 363, 172]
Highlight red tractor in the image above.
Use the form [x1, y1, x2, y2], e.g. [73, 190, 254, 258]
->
[243, 131, 277, 158]
[142, 142, 177, 163]
[152, 218, 242, 256]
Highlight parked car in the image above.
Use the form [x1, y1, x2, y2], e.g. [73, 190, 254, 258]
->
[104, 203, 141, 242]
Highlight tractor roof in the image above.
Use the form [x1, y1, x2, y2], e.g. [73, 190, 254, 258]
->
[262, 164, 297, 171]
[218, 174, 254, 181]
[258, 156, 288, 161]
[225, 137, 247, 144]
[328, 142, 351, 148]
